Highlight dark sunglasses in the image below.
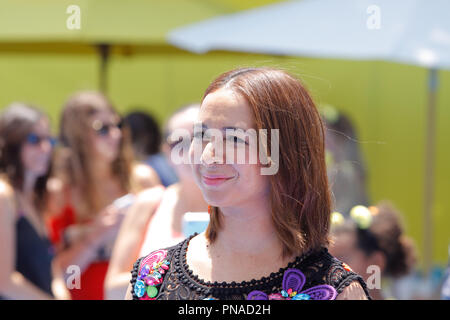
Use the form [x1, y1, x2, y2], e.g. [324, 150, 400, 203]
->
[26, 133, 57, 147]
[92, 120, 123, 136]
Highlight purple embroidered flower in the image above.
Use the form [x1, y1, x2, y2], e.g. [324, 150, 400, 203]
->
[247, 268, 337, 300]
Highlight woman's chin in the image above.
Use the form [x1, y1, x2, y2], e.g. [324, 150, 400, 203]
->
[201, 193, 225, 207]
[202, 191, 238, 209]
[26, 161, 50, 176]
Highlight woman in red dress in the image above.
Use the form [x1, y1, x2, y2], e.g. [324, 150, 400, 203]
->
[46, 91, 160, 300]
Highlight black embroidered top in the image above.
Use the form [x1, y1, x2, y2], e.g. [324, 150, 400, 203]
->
[130, 233, 371, 300]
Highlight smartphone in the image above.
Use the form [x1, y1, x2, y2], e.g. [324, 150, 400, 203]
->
[182, 211, 210, 238]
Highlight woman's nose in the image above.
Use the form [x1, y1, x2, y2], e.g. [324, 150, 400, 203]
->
[200, 140, 224, 165]
[40, 139, 53, 153]
[110, 126, 122, 140]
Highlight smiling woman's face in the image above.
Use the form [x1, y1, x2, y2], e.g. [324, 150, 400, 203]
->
[190, 88, 270, 208]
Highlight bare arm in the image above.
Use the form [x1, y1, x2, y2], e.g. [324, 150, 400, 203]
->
[138, 186, 184, 258]
[0, 181, 54, 300]
[50, 252, 74, 300]
[335, 281, 368, 300]
[124, 283, 133, 300]
[104, 186, 164, 300]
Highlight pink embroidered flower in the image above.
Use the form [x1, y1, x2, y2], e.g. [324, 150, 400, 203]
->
[134, 249, 170, 300]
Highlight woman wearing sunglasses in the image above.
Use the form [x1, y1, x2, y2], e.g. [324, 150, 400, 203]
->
[127, 67, 370, 300]
[0, 103, 69, 299]
[46, 91, 160, 300]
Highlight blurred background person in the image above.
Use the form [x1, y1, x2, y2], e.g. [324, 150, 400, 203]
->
[321, 105, 370, 215]
[124, 110, 178, 187]
[440, 245, 450, 300]
[45, 91, 160, 300]
[0, 103, 69, 299]
[104, 103, 208, 299]
[330, 202, 417, 300]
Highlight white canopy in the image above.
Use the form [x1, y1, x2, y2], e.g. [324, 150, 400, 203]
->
[168, 0, 450, 70]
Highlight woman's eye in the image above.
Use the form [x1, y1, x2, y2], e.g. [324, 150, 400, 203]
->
[227, 135, 246, 145]
[193, 131, 204, 139]
[194, 131, 213, 142]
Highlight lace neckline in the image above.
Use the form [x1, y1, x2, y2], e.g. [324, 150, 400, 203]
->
[176, 233, 324, 291]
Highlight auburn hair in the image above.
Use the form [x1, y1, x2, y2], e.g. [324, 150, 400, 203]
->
[202, 67, 332, 258]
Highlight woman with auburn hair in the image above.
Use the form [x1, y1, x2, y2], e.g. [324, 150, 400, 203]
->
[127, 67, 370, 300]
[47, 91, 160, 300]
[0, 103, 69, 299]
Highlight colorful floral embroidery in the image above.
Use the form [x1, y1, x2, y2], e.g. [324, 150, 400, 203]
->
[247, 268, 337, 300]
[134, 249, 170, 300]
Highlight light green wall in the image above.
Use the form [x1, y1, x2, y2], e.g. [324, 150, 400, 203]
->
[0, 49, 98, 125]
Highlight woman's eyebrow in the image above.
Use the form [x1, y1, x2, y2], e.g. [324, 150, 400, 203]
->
[194, 123, 248, 131]
[222, 126, 247, 131]
[193, 122, 207, 129]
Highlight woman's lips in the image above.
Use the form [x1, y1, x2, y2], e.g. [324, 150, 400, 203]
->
[201, 174, 234, 186]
